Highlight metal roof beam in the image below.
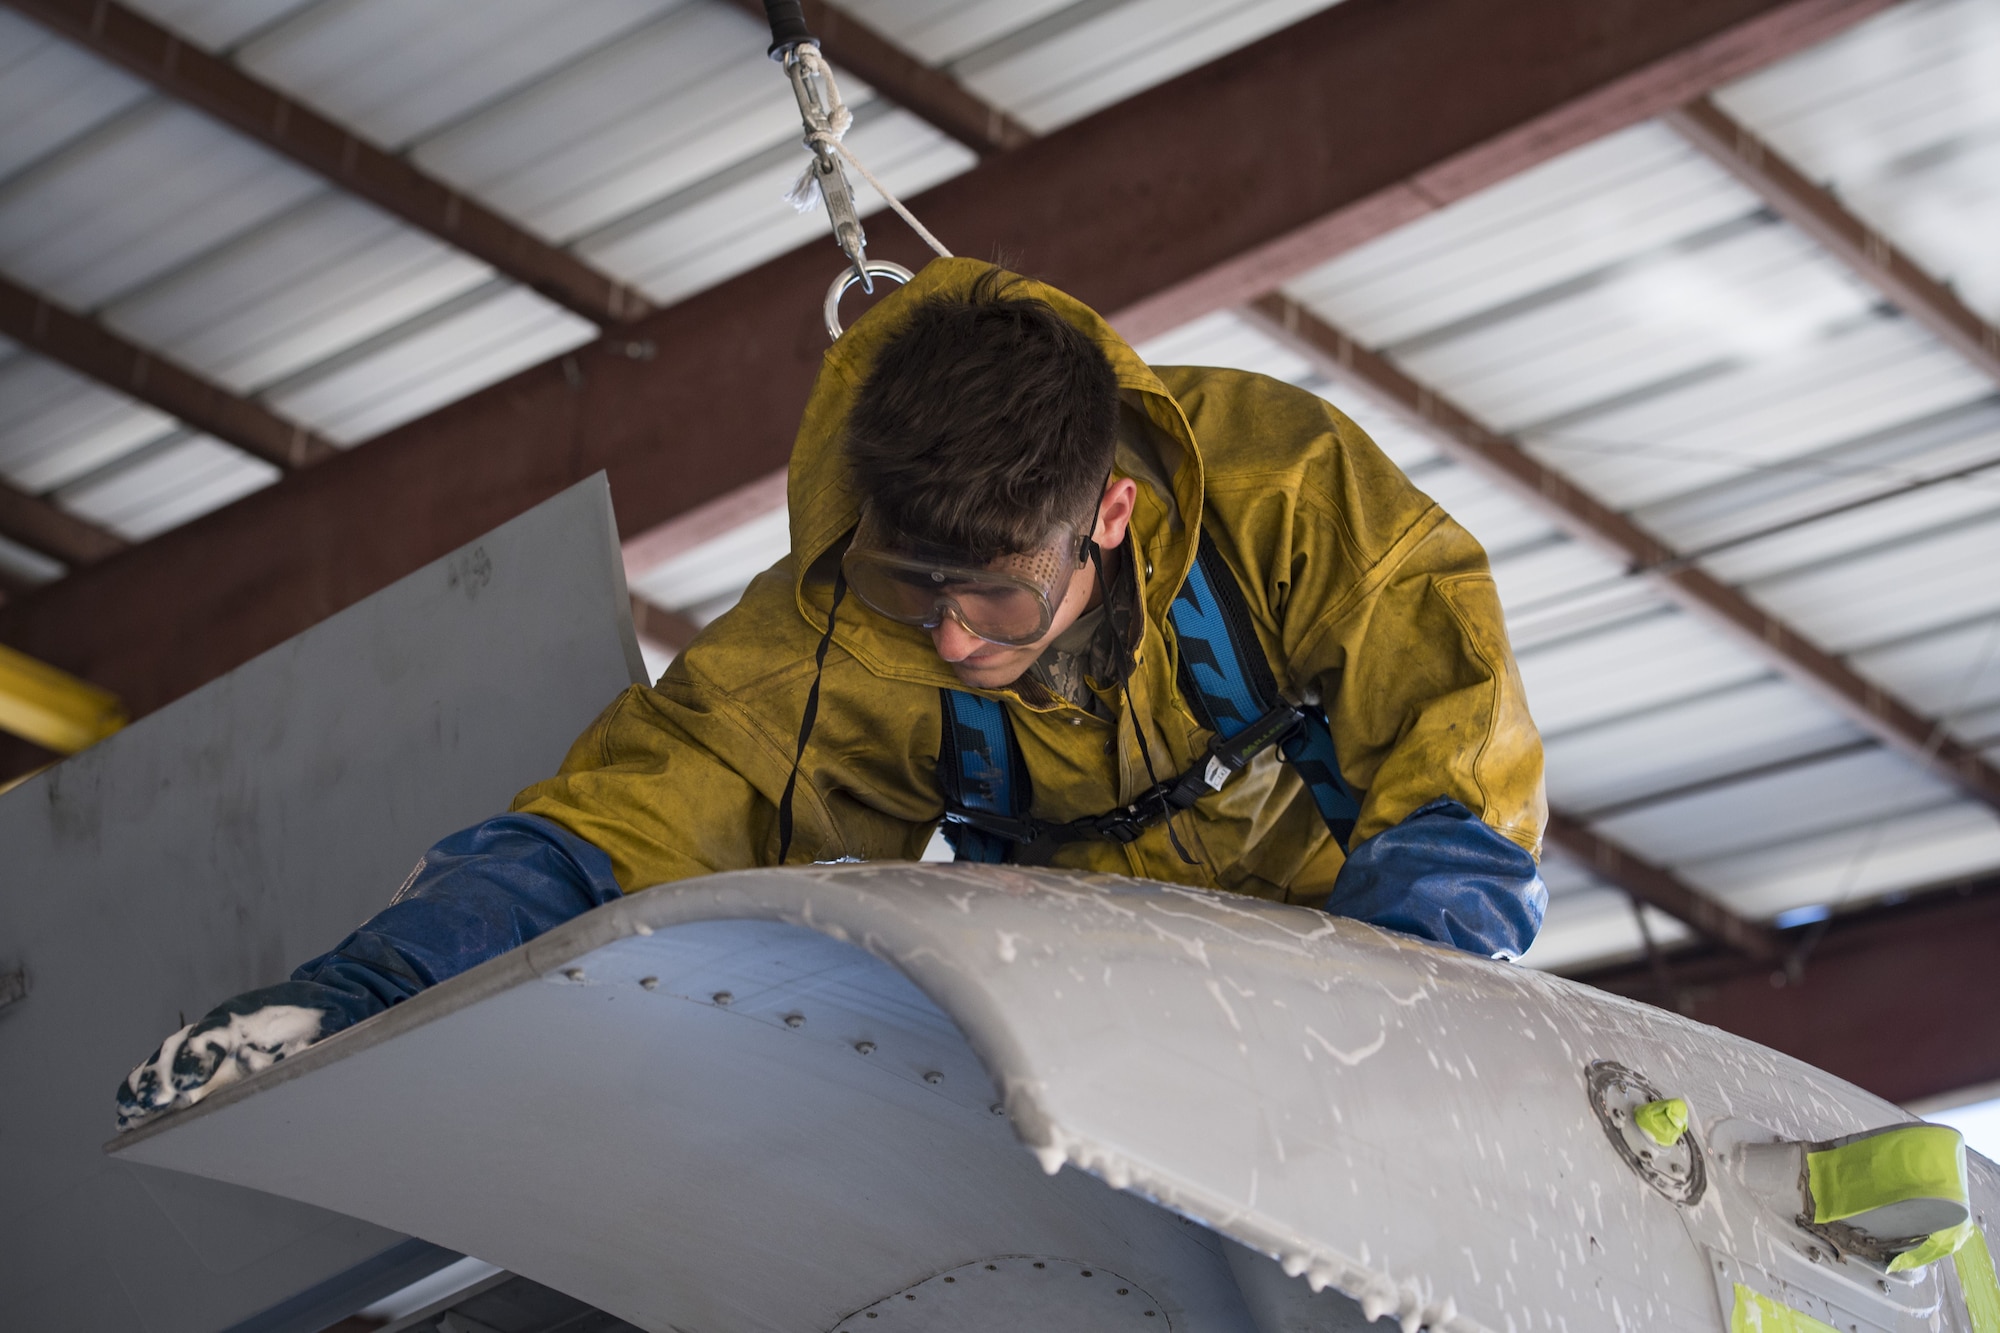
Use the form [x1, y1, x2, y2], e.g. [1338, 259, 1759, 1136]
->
[3, 0, 651, 328]
[1543, 812, 1781, 959]
[723, 0, 1033, 154]
[1242, 294, 2000, 817]
[630, 596, 703, 662]
[0, 477, 127, 568]
[0, 273, 338, 471]
[1666, 96, 2000, 384]
[0, 0, 1900, 735]
[1570, 871, 2000, 1104]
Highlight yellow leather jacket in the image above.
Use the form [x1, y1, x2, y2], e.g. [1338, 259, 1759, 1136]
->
[514, 259, 1546, 905]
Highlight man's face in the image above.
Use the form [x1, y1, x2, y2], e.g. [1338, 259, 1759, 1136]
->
[930, 477, 1138, 689]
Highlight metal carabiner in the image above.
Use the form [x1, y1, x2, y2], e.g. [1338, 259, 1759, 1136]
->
[781, 45, 868, 279]
[824, 261, 914, 341]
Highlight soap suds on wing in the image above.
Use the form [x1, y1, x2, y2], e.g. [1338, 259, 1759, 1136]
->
[1204, 978, 1243, 1032]
[1303, 1024, 1388, 1067]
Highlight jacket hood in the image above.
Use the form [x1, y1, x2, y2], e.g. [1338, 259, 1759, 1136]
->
[786, 257, 1206, 695]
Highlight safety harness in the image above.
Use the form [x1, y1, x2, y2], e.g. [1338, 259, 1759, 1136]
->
[937, 537, 1363, 863]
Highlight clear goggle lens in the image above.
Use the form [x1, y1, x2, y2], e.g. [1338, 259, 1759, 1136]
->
[842, 516, 1085, 647]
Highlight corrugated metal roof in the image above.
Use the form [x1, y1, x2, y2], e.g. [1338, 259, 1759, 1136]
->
[958, 0, 1335, 132]
[61, 431, 277, 539]
[0, 7, 149, 179]
[1715, 0, 2000, 321]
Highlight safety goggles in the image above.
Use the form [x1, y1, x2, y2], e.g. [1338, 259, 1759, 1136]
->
[842, 509, 1091, 647]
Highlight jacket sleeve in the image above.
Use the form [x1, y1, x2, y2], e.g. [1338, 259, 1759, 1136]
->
[284, 813, 627, 1034]
[1322, 798, 1546, 958]
[268, 706, 771, 1037]
[278, 580, 943, 1031]
[1292, 499, 1548, 956]
[1272, 416, 1536, 956]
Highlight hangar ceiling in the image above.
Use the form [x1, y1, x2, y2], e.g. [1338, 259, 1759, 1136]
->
[0, 0, 1996, 1014]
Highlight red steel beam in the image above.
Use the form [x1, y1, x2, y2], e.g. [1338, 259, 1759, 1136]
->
[630, 596, 703, 659]
[0, 0, 1901, 733]
[0, 478, 127, 568]
[1544, 812, 1780, 960]
[5, 0, 650, 328]
[1667, 96, 2000, 384]
[621, 467, 787, 580]
[1571, 874, 2000, 1105]
[0, 274, 338, 470]
[724, 0, 1033, 153]
[1243, 293, 2000, 816]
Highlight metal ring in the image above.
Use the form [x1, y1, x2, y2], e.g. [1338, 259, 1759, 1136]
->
[824, 261, 915, 341]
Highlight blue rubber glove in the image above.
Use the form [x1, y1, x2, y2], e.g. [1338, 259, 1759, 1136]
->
[116, 814, 622, 1129]
[1324, 797, 1547, 959]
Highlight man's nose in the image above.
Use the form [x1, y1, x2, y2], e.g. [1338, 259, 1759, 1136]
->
[930, 615, 985, 662]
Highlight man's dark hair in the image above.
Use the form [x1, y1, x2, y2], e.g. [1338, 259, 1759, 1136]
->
[845, 271, 1120, 560]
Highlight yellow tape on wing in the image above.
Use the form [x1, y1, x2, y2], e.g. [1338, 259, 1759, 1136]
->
[1890, 1220, 1972, 1273]
[1729, 1283, 1838, 1333]
[1808, 1124, 1967, 1223]
[1959, 1230, 2000, 1333]
[1635, 1097, 1690, 1147]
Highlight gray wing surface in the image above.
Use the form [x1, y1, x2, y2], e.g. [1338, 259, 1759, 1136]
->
[111, 861, 2000, 1333]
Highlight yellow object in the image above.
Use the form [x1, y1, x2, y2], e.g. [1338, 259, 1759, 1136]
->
[1808, 1124, 1967, 1224]
[1957, 1228, 2000, 1333]
[1807, 1124, 1969, 1273]
[514, 258, 1546, 898]
[1728, 1284, 1837, 1333]
[0, 640, 125, 755]
[1890, 1220, 1972, 1274]
[1635, 1097, 1689, 1147]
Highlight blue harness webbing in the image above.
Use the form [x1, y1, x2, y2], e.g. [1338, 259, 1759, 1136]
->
[937, 536, 1361, 863]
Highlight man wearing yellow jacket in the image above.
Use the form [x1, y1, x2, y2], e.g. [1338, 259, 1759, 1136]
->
[117, 261, 1547, 1128]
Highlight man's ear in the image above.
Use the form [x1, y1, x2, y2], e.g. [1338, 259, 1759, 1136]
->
[1094, 477, 1140, 549]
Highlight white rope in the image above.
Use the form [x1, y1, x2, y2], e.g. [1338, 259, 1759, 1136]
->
[785, 44, 953, 261]
[822, 132, 954, 261]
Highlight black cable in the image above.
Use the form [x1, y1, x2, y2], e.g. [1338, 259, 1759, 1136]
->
[1093, 541, 1198, 866]
[776, 568, 847, 864]
[762, 0, 814, 57]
